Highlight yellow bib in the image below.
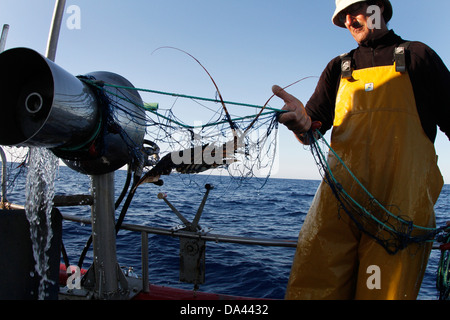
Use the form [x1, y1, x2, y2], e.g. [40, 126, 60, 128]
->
[329, 64, 442, 228]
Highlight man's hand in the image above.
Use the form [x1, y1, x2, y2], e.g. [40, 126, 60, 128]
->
[272, 85, 312, 137]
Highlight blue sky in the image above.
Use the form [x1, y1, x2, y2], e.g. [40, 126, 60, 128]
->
[1, 0, 450, 182]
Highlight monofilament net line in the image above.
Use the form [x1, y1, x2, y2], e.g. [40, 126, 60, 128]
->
[307, 129, 448, 255]
[78, 77, 282, 190]
[437, 231, 450, 300]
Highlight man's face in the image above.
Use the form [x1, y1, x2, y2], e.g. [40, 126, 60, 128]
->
[340, 2, 385, 44]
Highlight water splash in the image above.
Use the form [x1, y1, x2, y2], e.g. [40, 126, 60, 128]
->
[25, 148, 58, 300]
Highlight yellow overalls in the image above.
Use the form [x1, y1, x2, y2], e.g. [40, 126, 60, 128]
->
[285, 57, 444, 300]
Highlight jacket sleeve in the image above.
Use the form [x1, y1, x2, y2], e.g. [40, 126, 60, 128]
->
[408, 42, 450, 141]
[304, 56, 342, 135]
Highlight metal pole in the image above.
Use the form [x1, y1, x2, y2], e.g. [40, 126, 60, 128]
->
[91, 173, 128, 299]
[0, 24, 9, 52]
[141, 232, 149, 293]
[0, 148, 7, 204]
[0, 25, 9, 204]
[45, 0, 66, 61]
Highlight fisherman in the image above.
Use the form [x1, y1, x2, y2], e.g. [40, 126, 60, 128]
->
[273, 0, 450, 299]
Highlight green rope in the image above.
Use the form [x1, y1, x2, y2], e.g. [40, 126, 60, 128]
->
[101, 82, 284, 113]
[80, 78, 285, 130]
[312, 129, 438, 233]
[56, 115, 103, 152]
[311, 130, 402, 235]
[437, 234, 450, 300]
[308, 128, 450, 261]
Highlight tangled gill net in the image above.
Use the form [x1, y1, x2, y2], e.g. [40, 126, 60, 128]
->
[306, 129, 450, 256]
[79, 49, 288, 191]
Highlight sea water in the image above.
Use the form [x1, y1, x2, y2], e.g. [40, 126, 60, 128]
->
[8, 166, 450, 300]
[24, 148, 59, 300]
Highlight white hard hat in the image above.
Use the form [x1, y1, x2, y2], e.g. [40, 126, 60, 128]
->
[332, 0, 393, 28]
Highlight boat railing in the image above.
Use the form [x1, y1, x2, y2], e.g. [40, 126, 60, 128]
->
[60, 211, 298, 294]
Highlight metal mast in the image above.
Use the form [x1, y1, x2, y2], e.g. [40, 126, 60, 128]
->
[0, 24, 9, 53]
[46, 0, 66, 62]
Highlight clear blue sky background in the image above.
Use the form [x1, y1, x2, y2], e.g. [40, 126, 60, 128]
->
[1, 0, 450, 182]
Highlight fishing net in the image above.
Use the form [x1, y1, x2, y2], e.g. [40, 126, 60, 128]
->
[0, 48, 286, 271]
[308, 128, 450, 300]
[306, 129, 448, 255]
[71, 52, 283, 269]
[437, 232, 450, 300]
[77, 49, 282, 191]
[0, 146, 29, 207]
[81, 81, 280, 189]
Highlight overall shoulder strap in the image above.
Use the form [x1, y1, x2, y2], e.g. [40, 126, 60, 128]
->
[394, 41, 411, 73]
[340, 49, 356, 79]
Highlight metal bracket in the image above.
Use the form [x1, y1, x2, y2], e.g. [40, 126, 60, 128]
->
[179, 237, 206, 286]
[158, 184, 214, 287]
[158, 184, 213, 232]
